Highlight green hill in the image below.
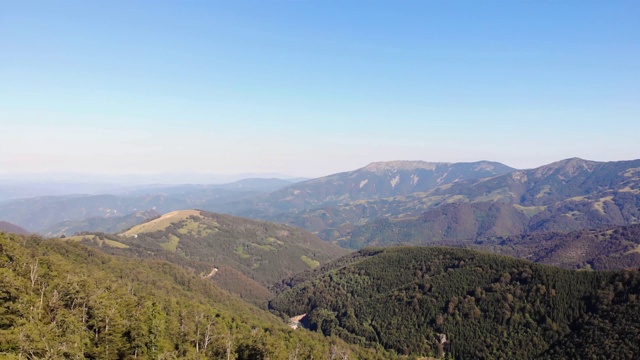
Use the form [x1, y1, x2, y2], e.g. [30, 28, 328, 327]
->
[0, 232, 399, 359]
[69, 210, 348, 304]
[270, 246, 640, 359]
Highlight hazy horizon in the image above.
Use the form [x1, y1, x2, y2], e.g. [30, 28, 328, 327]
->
[2, 1, 638, 178]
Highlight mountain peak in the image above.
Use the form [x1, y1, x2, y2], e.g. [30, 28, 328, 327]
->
[533, 157, 598, 178]
[361, 160, 448, 173]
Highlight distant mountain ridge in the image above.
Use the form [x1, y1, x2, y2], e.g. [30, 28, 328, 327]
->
[41, 210, 160, 237]
[279, 158, 640, 246]
[0, 178, 296, 232]
[217, 160, 515, 218]
[0, 221, 29, 234]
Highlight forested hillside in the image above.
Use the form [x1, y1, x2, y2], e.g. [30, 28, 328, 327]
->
[66, 210, 347, 304]
[0, 233, 399, 359]
[450, 224, 640, 270]
[270, 246, 640, 359]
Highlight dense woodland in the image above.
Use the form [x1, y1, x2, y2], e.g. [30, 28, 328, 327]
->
[0, 232, 400, 359]
[270, 246, 640, 359]
[461, 224, 640, 270]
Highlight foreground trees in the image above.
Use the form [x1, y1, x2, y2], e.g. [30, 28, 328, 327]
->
[0, 233, 397, 359]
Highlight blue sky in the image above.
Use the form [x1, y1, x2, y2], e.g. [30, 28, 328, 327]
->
[1, 0, 638, 178]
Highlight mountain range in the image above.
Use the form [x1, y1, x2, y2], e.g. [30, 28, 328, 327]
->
[0, 221, 29, 235]
[2, 158, 640, 359]
[274, 158, 640, 247]
[0, 178, 297, 233]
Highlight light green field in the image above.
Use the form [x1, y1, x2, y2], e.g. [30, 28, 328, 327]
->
[160, 234, 180, 252]
[103, 239, 130, 249]
[266, 237, 284, 245]
[123, 210, 201, 236]
[513, 204, 547, 217]
[301, 255, 320, 269]
[235, 245, 250, 259]
[63, 235, 129, 249]
[252, 243, 276, 251]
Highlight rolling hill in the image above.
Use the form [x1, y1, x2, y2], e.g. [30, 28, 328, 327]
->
[68, 210, 348, 304]
[270, 246, 640, 359]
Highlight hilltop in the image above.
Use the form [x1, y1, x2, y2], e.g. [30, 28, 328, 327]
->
[69, 210, 348, 304]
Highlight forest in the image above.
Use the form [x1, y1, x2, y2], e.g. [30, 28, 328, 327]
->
[270, 246, 640, 359]
[0, 232, 399, 359]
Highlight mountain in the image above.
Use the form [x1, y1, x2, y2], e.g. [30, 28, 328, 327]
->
[0, 179, 284, 235]
[213, 160, 515, 218]
[41, 210, 160, 237]
[287, 158, 640, 246]
[0, 194, 186, 231]
[67, 210, 348, 304]
[441, 224, 640, 270]
[270, 246, 640, 359]
[0, 232, 398, 359]
[114, 178, 295, 197]
[0, 221, 29, 234]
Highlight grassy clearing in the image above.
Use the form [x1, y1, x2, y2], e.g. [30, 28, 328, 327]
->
[251, 243, 276, 251]
[65, 235, 98, 242]
[266, 237, 284, 245]
[235, 245, 250, 259]
[63, 235, 129, 249]
[103, 240, 130, 249]
[123, 210, 201, 236]
[160, 234, 180, 252]
[624, 244, 640, 255]
[593, 196, 614, 214]
[513, 204, 547, 217]
[535, 185, 551, 199]
[301, 255, 320, 269]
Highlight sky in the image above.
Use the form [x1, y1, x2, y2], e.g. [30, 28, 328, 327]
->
[1, 0, 638, 179]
